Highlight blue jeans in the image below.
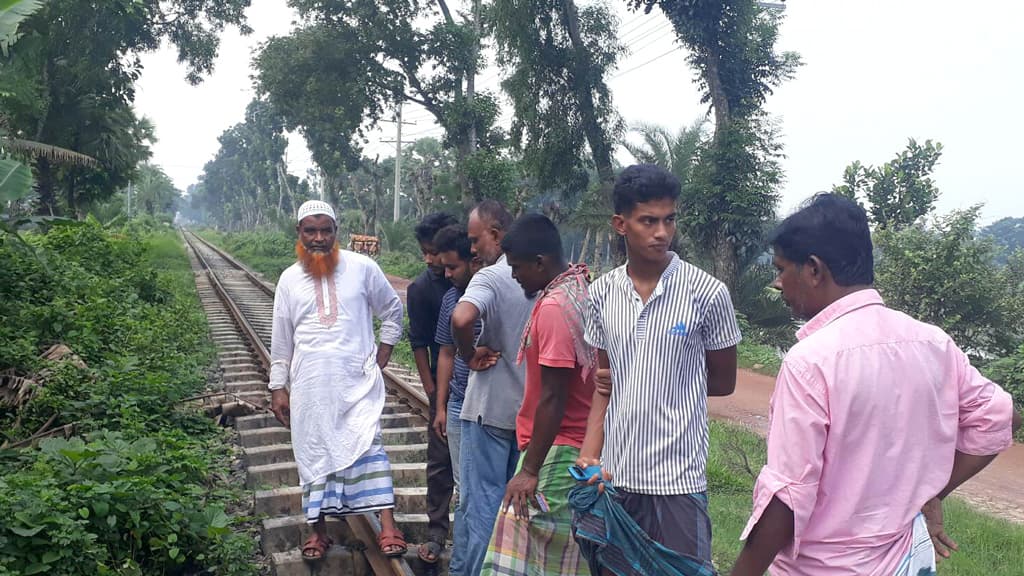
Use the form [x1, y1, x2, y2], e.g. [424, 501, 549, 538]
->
[447, 399, 466, 575]
[458, 419, 519, 576]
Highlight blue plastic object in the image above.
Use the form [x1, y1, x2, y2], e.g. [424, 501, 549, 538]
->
[568, 464, 605, 482]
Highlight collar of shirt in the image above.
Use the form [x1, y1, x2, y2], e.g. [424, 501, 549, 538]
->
[616, 252, 682, 302]
[796, 288, 884, 341]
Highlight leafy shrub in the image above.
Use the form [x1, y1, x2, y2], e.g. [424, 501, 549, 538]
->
[983, 347, 1024, 441]
[377, 251, 425, 280]
[0, 223, 256, 575]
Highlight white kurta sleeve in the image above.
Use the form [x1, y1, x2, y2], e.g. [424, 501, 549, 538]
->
[368, 262, 404, 346]
[268, 282, 294, 391]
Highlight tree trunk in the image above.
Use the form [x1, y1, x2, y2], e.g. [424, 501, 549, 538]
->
[35, 158, 56, 216]
[579, 228, 592, 266]
[711, 228, 738, 291]
[559, 0, 616, 191]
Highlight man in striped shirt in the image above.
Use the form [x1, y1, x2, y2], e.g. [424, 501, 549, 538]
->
[577, 164, 742, 567]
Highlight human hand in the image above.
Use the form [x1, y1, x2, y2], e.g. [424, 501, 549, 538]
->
[468, 346, 501, 372]
[574, 455, 612, 493]
[270, 389, 290, 428]
[503, 470, 540, 520]
[433, 408, 448, 443]
[922, 497, 958, 559]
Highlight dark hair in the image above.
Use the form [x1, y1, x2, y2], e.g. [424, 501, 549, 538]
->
[432, 224, 472, 261]
[501, 213, 563, 261]
[613, 164, 680, 215]
[415, 212, 458, 244]
[770, 193, 874, 286]
[471, 199, 513, 231]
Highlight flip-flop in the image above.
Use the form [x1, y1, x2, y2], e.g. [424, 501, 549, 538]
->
[418, 540, 443, 563]
[377, 528, 408, 558]
[301, 533, 332, 561]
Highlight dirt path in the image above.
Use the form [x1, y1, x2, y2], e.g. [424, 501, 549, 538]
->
[387, 274, 411, 304]
[711, 370, 1024, 524]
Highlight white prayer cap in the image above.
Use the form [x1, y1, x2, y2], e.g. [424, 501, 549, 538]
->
[296, 200, 336, 223]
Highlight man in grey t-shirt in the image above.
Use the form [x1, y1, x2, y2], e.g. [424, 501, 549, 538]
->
[451, 200, 533, 575]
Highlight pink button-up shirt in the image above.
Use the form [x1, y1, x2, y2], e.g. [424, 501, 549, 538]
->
[741, 289, 1015, 575]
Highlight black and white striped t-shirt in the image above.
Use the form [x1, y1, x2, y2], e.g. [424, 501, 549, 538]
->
[585, 254, 742, 495]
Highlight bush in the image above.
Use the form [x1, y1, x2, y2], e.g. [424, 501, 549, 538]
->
[983, 347, 1024, 441]
[0, 223, 256, 575]
[875, 209, 1024, 359]
[377, 251, 425, 280]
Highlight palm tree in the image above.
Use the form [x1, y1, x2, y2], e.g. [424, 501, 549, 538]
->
[622, 119, 705, 188]
[1, 1, 97, 206]
[623, 119, 795, 345]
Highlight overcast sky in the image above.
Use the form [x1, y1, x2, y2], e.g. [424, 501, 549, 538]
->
[134, 0, 1023, 224]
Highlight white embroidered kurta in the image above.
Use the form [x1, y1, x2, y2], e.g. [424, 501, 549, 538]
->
[268, 251, 404, 486]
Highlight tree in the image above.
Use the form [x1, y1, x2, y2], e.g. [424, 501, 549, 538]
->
[981, 217, 1024, 264]
[627, 0, 801, 290]
[490, 0, 624, 204]
[832, 138, 943, 230]
[132, 164, 180, 220]
[191, 99, 292, 229]
[875, 207, 1023, 359]
[623, 119, 704, 192]
[255, 0, 505, 207]
[1, 0, 251, 216]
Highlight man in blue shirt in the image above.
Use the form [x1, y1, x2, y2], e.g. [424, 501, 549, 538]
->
[432, 223, 481, 575]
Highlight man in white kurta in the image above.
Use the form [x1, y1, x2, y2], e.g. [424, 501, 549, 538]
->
[268, 200, 408, 561]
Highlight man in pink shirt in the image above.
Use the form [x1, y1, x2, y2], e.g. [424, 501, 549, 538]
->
[731, 194, 1021, 576]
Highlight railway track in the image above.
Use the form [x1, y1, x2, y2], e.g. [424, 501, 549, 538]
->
[181, 230, 444, 576]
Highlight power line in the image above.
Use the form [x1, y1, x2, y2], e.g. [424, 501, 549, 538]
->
[618, 11, 663, 42]
[624, 24, 675, 56]
[612, 46, 683, 79]
[619, 15, 668, 46]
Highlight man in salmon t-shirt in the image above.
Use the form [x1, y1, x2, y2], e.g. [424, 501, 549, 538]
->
[480, 213, 595, 575]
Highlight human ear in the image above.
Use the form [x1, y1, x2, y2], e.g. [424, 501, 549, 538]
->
[611, 214, 626, 236]
[807, 255, 826, 287]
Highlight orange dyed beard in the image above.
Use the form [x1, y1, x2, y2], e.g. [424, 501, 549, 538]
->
[296, 240, 340, 279]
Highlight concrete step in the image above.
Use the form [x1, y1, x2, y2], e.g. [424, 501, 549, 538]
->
[380, 413, 423, 429]
[220, 360, 262, 370]
[255, 486, 428, 517]
[224, 370, 265, 383]
[240, 426, 426, 451]
[262, 512, 446, 555]
[225, 381, 269, 394]
[236, 412, 279, 431]
[239, 427, 290, 449]
[271, 543, 450, 576]
[248, 462, 426, 491]
[219, 345, 251, 353]
[243, 443, 294, 468]
[380, 427, 429, 445]
[382, 403, 413, 415]
[270, 544, 370, 576]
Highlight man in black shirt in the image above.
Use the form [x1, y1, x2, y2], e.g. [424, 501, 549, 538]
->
[408, 212, 458, 569]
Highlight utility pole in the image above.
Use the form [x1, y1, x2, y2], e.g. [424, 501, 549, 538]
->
[393, 105, 402, 222]
[381, 103, 417, 222]
[126, 180, 132, 217]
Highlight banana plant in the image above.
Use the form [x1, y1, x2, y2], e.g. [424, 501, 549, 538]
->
[0, 0, 44, 56]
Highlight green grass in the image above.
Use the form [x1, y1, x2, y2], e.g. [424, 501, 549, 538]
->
[705, 421, 1024, 574]
[737, 340, 782, 376]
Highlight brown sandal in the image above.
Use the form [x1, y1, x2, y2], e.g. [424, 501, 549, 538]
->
[378, 528, 407, 558]
[302, 533, 332, 561]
